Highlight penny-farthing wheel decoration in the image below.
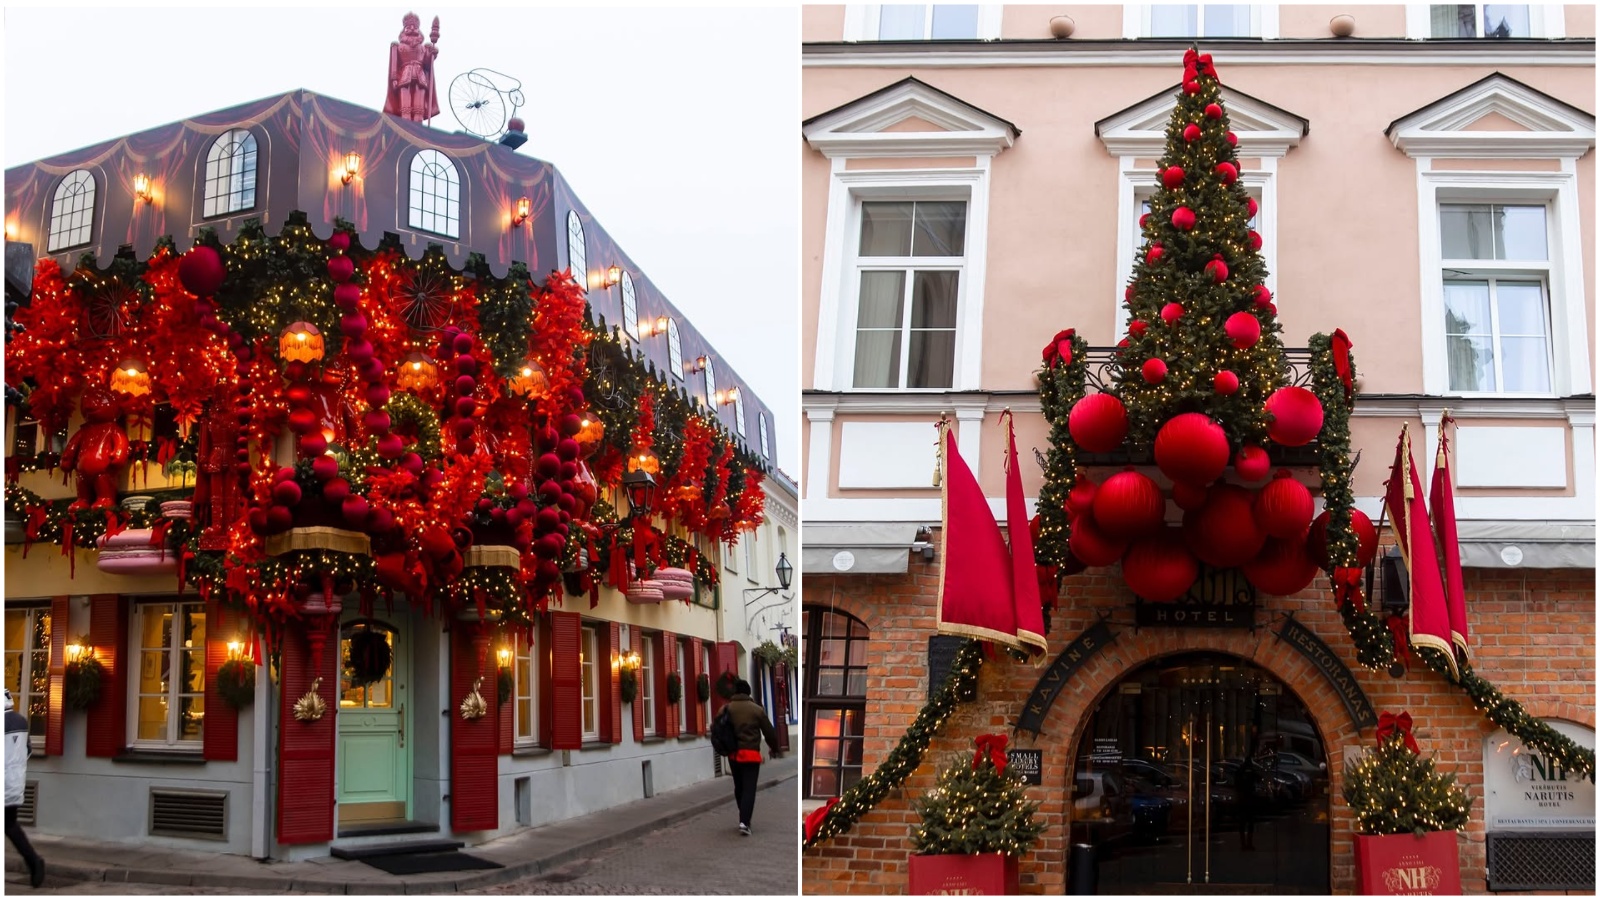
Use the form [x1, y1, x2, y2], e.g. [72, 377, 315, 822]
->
[448, 69, 524, 140]
[82, 279, 137, 340]
[394, 268, 458, 334]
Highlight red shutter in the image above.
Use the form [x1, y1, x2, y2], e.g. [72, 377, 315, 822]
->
[631, 630, 646, 741]
[277, 615, 337, 844]
[85, 594, 127, 758]
[665, 633, 681, 739]
[771, 661, 791, 752]
[549, 611, 582, 750]
[46, 596, 67, 757]
[538, 615, 554, 750]
[203, 599, 238, 761]
[451, 623, 499, 832]
[711, 640, 738, 718]
[603, 622, 622, 744]
[687, 637, 703, 735]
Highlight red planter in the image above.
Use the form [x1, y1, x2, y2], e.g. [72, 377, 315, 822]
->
[1354, 831, 1462, 895]
[908, 853, 1019, 895]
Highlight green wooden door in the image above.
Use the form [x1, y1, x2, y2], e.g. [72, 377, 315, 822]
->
[336, 619, 410, 824]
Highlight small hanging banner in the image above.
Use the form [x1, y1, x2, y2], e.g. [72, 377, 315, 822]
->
[1014, 620, 1116, 737]
[1275, 614, 1378, 730]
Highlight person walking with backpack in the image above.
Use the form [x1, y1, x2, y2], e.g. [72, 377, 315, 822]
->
[5, 689, 45, 887]
[716, 679, 781, 836]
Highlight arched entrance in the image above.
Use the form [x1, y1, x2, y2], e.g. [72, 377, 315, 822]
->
[1069, 652, 1331, 894]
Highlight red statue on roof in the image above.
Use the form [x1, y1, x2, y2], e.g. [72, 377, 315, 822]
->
[386, 12, 441, 122]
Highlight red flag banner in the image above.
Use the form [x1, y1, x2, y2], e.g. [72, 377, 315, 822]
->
[1430, 419, 1469, 662]
[1384, 425, 1457, 679]
[937, 421, 1022, 649]
[1003, 412, 1048, 655]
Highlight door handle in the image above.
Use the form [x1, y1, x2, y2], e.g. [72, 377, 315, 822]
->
[398, 703, 405, 748]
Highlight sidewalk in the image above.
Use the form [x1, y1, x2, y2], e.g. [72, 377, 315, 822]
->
[5, 756, 796, 894]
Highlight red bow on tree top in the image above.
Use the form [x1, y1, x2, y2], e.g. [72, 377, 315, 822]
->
[1041, 329, 1075, 368]
[804, 797, 839, 843]
[1376, 711, 1420, 754]
[973, 733, 1009, 771]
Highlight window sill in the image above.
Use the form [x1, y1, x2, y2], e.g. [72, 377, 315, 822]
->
[113, 750, 206, 765]
[677, 734, 702, 743]
[512, 746, 553, 759]
[641, 735, 667, 745]
[580, 740, 612, 751]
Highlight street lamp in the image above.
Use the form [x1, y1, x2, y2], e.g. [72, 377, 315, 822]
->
[622, 469, 657, 519]
[744, 552, 795, 606]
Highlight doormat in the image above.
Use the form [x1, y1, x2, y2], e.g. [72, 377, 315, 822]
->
[360, 852, 505, 876]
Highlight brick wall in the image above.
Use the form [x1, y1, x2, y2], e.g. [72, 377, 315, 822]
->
[800, 547, 1594, 895]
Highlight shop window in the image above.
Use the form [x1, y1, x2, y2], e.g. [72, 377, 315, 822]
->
[620, 272, 639, 340]
[804, 606, 869, 798]
[130, 600, 206, 748]
[514, 630, 537, 746]
[9, 413, 40, 458]
[3, 605, 50, 745]
[701, 644, 712, 728]
[666, 318, 683, 380]
[47, 169, 96, 253]
[202, 129, 258, 218]
[1438, 203, 1552, 394]
[566, 210, 588, 292]
[639, 635, 656, 736]
[580, 624, 599, 741]
[406, 149, 460, 239]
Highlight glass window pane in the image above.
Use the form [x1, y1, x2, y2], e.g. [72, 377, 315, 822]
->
[1430, 5, 1476, 37]
[853, 331, 903, 389]
[841, 769, 864, 792]
[1443, 281, 1492, 335]
[817, 671, 845, 695]
[813, 738, 842, 763]
[930, 5, 979, 38]
[1497, 206, 1547, 260]
[860, 202, 914, 256]
[1482, 4, 1529, 37]
[1202, 4, 1251, 36]
[180, 696, 204, 741]
[911, 271, 959, 327]
[908, 329, 956, 389]
[843, 707, 865, 736]
[846, 670, 869, 696]
[818, 639, 847, 666]
[812, 708, 842, 737]
[856, 273, 906, 328]
[912, 202, 966, 257]
[1149, 4, 1199, 37]
[844, 737, 865, 766]
[847, 640, 868, 666]
[810, 768, 840, 797]
[1500, 336, 1551, 392]
[1496, 282, 1547, 335]
[850, 618, 870, 639]
[1440, 205, 1494, 259]
[877, 4, 927, 39]
[138, 697, 168, 741]
[1446, 335, 1497, 391]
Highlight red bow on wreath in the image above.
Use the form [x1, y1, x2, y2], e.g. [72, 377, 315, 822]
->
[1041, 329, 1075, 368]
[1332, 567, 1363, 609]
[973, 733, 1009, 771]
[1376, 711, 1420, 754]
[804, 797, 839, 843]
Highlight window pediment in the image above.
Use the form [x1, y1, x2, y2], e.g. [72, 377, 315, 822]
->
[1387, 73, 1595, 159]
[803, 77, 1018, 158]
[1096, 84, 1308, 158]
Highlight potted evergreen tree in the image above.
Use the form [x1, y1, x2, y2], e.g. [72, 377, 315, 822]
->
[909, 735, 1045, 895]
[1343, 713, 1471, 894]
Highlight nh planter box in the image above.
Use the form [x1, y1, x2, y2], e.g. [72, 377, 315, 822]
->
[909, 853, 1019, 895]
[1354, 831, 1462, 895]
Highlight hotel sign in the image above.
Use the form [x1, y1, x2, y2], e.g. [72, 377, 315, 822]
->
[1274, 614, 1377, 730]
[1484, 723, 1595, 831]
[1134, 566, 1256, 629]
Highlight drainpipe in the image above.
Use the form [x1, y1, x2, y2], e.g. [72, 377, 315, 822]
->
[251, 658, 273, 859]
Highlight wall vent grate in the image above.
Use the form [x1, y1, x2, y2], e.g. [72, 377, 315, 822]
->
[19, 781, 37, 826]
[149, 788, 228, 841]
[1486, 832, 1594, 891]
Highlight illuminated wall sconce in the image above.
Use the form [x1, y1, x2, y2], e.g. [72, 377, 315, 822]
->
[496, 647, 512, 669]
[5, 219, 17, 241]
[717, 386, 740, 406]
[341, 151, 362, 185]
[226, 640, 246, 663]
[620, 650, 642, 673]
[687, 355, 707, 374]
[639, 315, 668, 338]
[511, 196, 531, 228]
[109, 359, 152, 397]
[133, 174, 153, 204]
[604, 264, 622, 288]
[65, 641, 88, 664]
[280, 321, 325, 364]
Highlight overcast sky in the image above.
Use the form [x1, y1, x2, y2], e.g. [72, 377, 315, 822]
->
[3, 5, 801, 482]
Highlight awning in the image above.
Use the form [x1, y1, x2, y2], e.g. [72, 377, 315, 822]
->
[802, 523, 921, 575]
[1457, 520, 1594, 569]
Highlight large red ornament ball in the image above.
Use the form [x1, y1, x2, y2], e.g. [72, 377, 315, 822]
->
[1205, 103, 1223, 119]
[334, 284, 361, 309]
[265, 506, 294, 535]
[1243, 536, 1319, 596]
[1183, 80, 1201, 95]
[1171, 207, 1197, 231]
[1122, 527, 1199, 603]
[1146, 243, 1165, 265]
[1093, 470, 1165, 539]
[1307, 508, 1380, 570]
[1247, 196, 1259, 218]
[1161, 167, 1186, 189]
[1183, 123, 1202, 142]
[1226, 131, 1238, 146]
[1215, 162, 1238, 185]
[327, 256, 355, 284]
[328, 232, 351, 253]
[178, 246, 227, 297]
[1129, 320, 1148, 337]
[1142, 358, 1168, 384]
[1183, 484, 1267, 569]
[1161, 302, 1184, 325]
[298, 433, 328, 458]
[287, 408, 320, 435]
[311, 455, 340, 482]
[341, 496, 371, 529]
[1225, 311, 1261, 349]
[377, 433, 406, 458]
[1255, 469, 1314, 539]
[1214, 370, 1239, 395]
[1171, 480, 1208, 511]
[1069, 515, 1127, 568]
[1154, 413, 1229, 485]
[1234, 444, 1271, 482]
[1254, 285, 1273, 307]
[1068, 393, 1129, 453]
[322, 478, 351, 505]
[1247, 230, 1263, 251]
[1066, 477, 1098, 517]
[1125, 284, 1137, 302]
[272, 479, 303, 507]
[1206, 256, 1230, 283]
[1264, 386, 1325, 446]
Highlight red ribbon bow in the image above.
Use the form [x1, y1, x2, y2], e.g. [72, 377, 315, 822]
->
[1386, 614, 1412, 671]
[1041, 329, 1075, 368]
[1376, 711, 1420, 754]
[1331, 328, 1354, 401]
[804, 797, 840, 843]
[1332, 567, 1363, 609]
[973, 733, 1009, 771]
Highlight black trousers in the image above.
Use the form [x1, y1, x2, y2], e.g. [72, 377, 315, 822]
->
[5, 805, 39, 869]
[730, 759, 761, 827]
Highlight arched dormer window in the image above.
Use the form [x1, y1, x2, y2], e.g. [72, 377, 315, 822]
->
[407, 149, 460, 239]
[566, 210, 588, 292]
[704, 356, 718, 407]
[666, 318, 683, 379]
[202, 129, 258, 217]
[620, 272, 639, 340]
[734, 389, 747, 436]
[759, 413, 770, 459]
[47, 170, 96, 252]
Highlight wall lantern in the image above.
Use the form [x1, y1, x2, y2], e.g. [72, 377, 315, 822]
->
[622, 469, 657, 519]
[716, 386, 740, 407]
[775, 552, 793, 591]
[133, 174, 153, 204]
[688, 355, 707, 375]
[65, 641, 89, 664]
[496, 647, 512, 669]
[226, 640, 246, 663]
[109, 359, 151, 397]
[396, 352, 438, 392]
[511, 197, 531, 228]
[341, 152, 362, 185]
[620, 650, 642, 673]
[604, 264, 622, 288]
[639, 315, 668, 338]
[280, 322, 325, 364]
[508, 357, 548, 397]
[627, 445, 660, 476]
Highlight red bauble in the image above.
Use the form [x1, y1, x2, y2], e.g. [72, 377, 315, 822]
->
[1307, 508, 1380, 570]
[327, 256, 355, 284]
[1215, 162, 1238, 184]
[298, 433, 328, 458]
[340, 314, 368, 338]
[1068, 393, 1129, 453]
[1171, 206, 1197, 231]
[272, 480, 303, 507]
[559, 413, 583, 437]
[1142, 358, 1167, 384]
[322, 478, 351, 505]
[367, 385, 391, 407]
[287, 408, 319, 435]
[1171, 481, 1208, 511]
[1206, 256, 1230, 283]
[1161, 302, 1184, 325]
[1243, 536, 1319, 596]
[377, 433, 406, 458]
[1265, 386, 1325, 446]
[247, 508, 270, 535]
[1128, 320, 1148, 337]
[1225, 311, 1261, 349]
[1255, 470, 1314, 539]
[1146, 243, 1165, 265]
[1066, 477, 1097, 517]
[1234, 444, 1271, 482]
[536, 453, 562, 479]
[1154, 413, 1229, 485]
[341, 496, 371, 528]
[1183, 123, 1202, 142]
[1254, 285, 1273, 307]
[366, 507, 397, 536]
[1069, 515, 1126, 568]
[1183, 484, 1267, 569]
[456, 375, 476, 396]
[265, 505, 294, 535]
[334, 284, 361, 309]
[328, 232, 351, 252]
[456, 356, 479, 378]
[177, 246, 226, 296]
[455, 397, 477, 419]
[1247, 196, 1259, 217]
[1122, 528, 1199, 603]
[1205, 103, 1223, 119]
[1248, 231, 1263, 251]
[1183, 80, 1201, 95]
[285, 384, 314, 407]
[1214, 370, 1239, 395]
[1125, 284, 1137, 302]
[1161, 166, 1186, 189]
[1226, 131, 1238, 146]
[363, 410, 391, 432]
[311, 455, 340, 482]
[1092, 470, 1165, 539]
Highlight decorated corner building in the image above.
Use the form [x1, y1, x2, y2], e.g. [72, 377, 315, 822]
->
[801, 7, 1593, 896]
[2, 78, 778, 857]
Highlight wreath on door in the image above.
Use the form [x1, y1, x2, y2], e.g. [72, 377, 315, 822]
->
[345, 629, 393, 688]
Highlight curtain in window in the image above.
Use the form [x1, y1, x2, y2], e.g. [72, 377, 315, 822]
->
[1496, 282, 1550, 392]
[853, 272, 904, 388]
[1444, 281, 1495, 391]
[1431, 4, 1476, 37]
[908, 271, 958, 389]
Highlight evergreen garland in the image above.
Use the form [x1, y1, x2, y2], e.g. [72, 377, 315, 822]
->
[65, 655, 105, 710]
[1033, 331, 1089, 568]
[1343, 730, 1471, 836]
[621, 668, 639, 704]
[1420, 647, 1595, 780]
[912, 749, 1046, 856]
[804, 638, 985, 848]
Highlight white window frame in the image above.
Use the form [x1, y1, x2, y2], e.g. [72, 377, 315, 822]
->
[639, 636, 656, 736]
[676, 638, 689, 735]
[129, 599, 206, 750]
[746, 532, 759, 584]
[704, 356, 718, 407]
[407, 149, 461, 240]
[843, 5, 1002, 41]
[4, 604, 50, 750]
[758, 413, 770, 460]
[580, 625, 599, 742]
[1417, 171, 1587, 397]
[1404, 4, 1564, 39]
[514, 629, 537, 746]
[666, 318, 683, 380]
[733, 389, 746, 436]
[202, 128, 258, 218]
[620, 272, 639, 340]
[47, 169, 96, 253]
[1124, 4, 1278, 39]
[567, 210, 588, 294]
[725, 533, 739, 575]
[701, 645, 712, 728]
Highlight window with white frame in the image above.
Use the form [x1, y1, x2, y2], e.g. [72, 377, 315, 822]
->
[1140, 4, 1259, 37]
[567, 210, 588, 292]
[701, 644, 712, 727]
[704, 356, 718, 407]
[639, 636, 656, 735]
[745, 532, 758, 583]
[580, 625, 599, 741]
[131, 600, 206, 748]
[1407, 4, 1562, 38]
[725, 533, 739, 575]
[846, 5, 1001, 40]
[676, 637, 690, 735]
[514, 630, 537, 745]
[407, 149, 460, 239]
[47, 170, 96, 253]
[666, 318, 683, 379]
[621, 272, 639, 340]
[758, 414, 770, 460]
[4, 605, 50, 744]
[202, 129, 258, 218]
[851, 200, 966, 390]
[734, 389, 746, 436]
[1438, 203, 1552, 393]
